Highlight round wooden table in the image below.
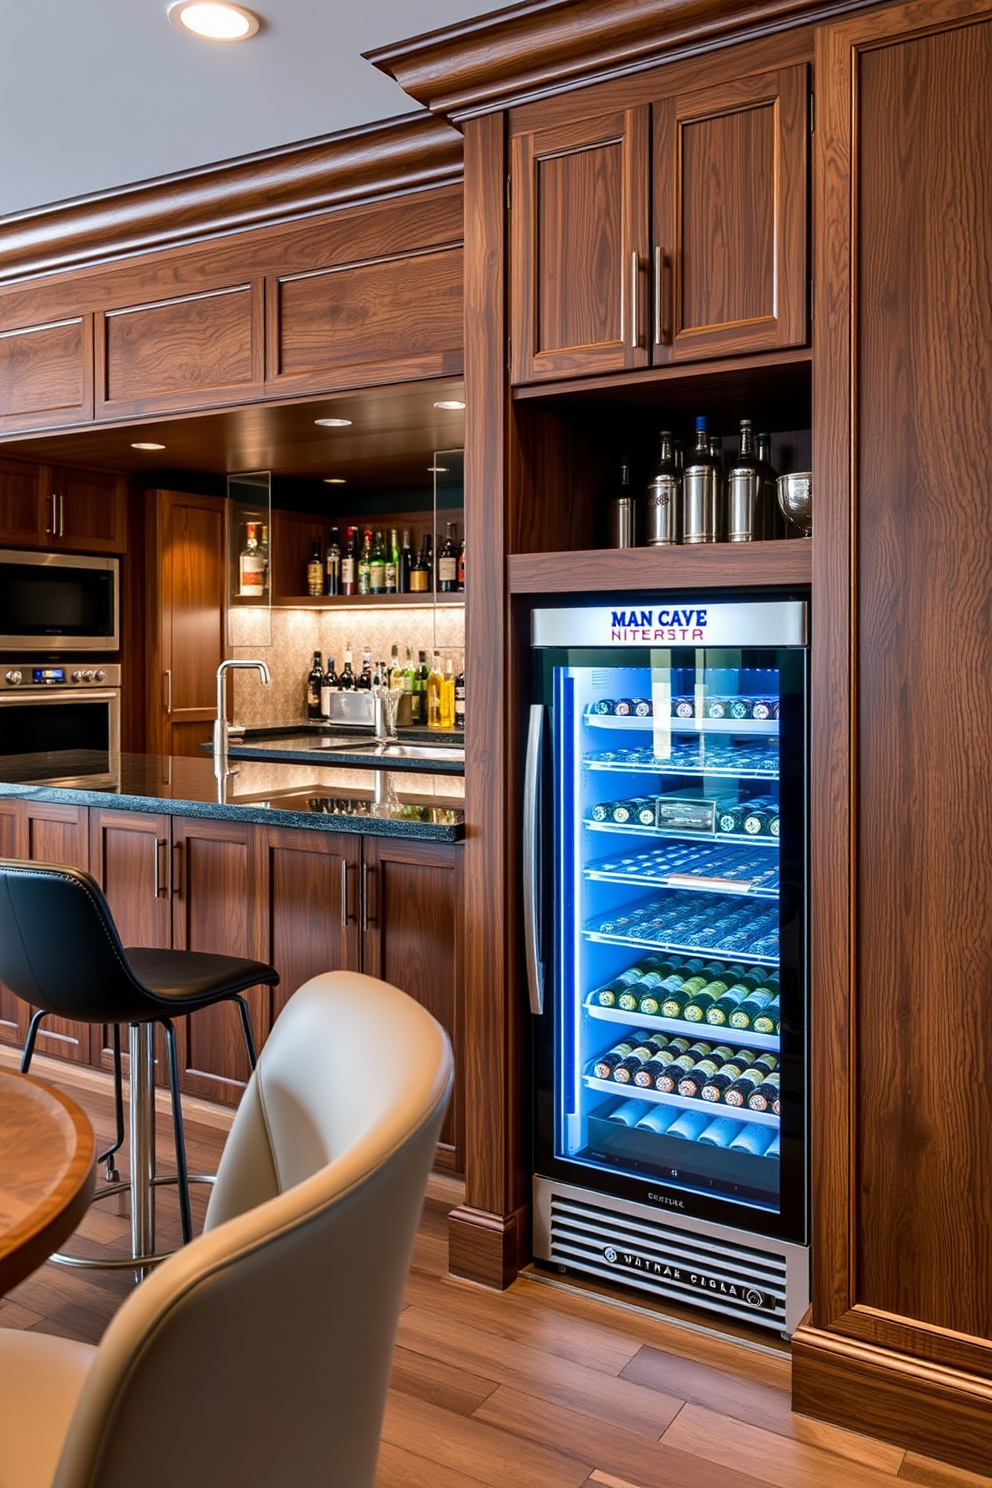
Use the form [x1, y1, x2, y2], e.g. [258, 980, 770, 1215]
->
[0, 1070, 96, 1296]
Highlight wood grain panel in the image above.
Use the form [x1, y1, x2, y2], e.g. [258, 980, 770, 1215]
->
[52, 467, 127, 553]
[653, 66, 808, 362]
[261, 826, 362, 1027]
[99, 284, 259, 415]
[271, 246, 463, 392]
[89, 809, 171, 952]
[0, 801, 24, 1048]
[0, 318, 92, 434]
[362, 837, 463, 1168]
[511, 109, 650, 382]
[21, 804, 91, 1066]
[854, 17, 992, 1340]
[0, 457, 43, 546]
[171, 817, 260, 1103]
[508, 540, 811, 591]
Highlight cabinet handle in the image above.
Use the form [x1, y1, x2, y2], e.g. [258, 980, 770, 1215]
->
[361, 862, 376, 932]
[171, 841, 183, 899]
[153, 838, 168, 898]
[630, 251, 641, 348]
[340, 861, 354, 928]
[58, 493, 64, 538]
[523, 703, 546, 1016]
[654, 245, 671, 345]
[45, 494, 55, 536]
[163, 671, 172, 713]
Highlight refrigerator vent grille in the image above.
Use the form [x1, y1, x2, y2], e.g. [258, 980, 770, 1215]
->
[549, 1192, 788, 1330]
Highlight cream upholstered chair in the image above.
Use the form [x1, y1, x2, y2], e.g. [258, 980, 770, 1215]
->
[0, 969, 453, 1488]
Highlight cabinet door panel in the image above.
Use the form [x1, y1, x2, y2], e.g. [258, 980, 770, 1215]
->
[511, 108, 650, 382]
[21, 804, 92, 1066]
[271, 246, 463, 394]
[52, 468, 127, 553]
[261, 827, 362, 1029]
[172, 818, 263, 1105]
[653, 66, 808, 363]
[98, 284, 262, 418]
[0, 457, 44, 547]
[0, 317, 93, 436]
[0, 800, 24, 1048]
[361, 838, 463, 1171]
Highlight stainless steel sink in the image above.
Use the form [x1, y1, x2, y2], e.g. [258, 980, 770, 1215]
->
[323, 741, 465, 761]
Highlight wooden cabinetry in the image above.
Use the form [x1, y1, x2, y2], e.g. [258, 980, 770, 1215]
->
[0, 456, 126, 552]
[146, 489, 227, 759]
[509, 58, 807, 383]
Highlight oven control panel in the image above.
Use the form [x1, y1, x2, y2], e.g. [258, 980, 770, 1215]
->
[1, 664, 121, 689]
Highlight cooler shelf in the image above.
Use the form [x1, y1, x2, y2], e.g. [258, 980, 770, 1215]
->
[582, 1075, 779, 1127]
[583, 1000, 779, 1050]
[584, 714, 778, 737]
[585, 757, 780, 779]
[584, 821, 779, 847]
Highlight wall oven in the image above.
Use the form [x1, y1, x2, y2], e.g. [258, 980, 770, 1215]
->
[0, 664, 121, 788]
[0, 550, 119, 652]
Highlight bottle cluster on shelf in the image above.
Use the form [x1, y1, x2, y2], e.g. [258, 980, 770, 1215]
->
[612, 416, 803, 548]
[306, 523, 465, 597]
[590, 1027, 780, 1112]
[589, 955, 780, 1031]
[600, 1098, 780, 1156]
[587, 792, 779, 839]
[306, 645, 465, 730]
[585, 740, 779, 775]
[238, 521, 270, 597]
[587, 842, 780, 894]
[588, 892, 779, 959]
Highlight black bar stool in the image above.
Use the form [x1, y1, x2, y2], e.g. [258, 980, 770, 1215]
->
[0, 858, 279, 1271]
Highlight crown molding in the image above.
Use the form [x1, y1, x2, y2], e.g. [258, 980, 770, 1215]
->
[0, 112, 462, 286]
[367, 0, 869, 119]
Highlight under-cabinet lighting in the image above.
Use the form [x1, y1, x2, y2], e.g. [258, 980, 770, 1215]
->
[428, 465, 450, 473]
[131, 442, 166, 451]
[168, 2, 261, 40]
[314, 418, 352, 428]
[324, 478, 346, 485]
[433, 400, 466, 410]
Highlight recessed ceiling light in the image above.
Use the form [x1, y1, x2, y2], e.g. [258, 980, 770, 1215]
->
[314, 417, 352, 428]
[433, 400, 466, 411]
[168, 2, 261, 40]
[324, 478, 347, 485]
[428, 465, 450, 474]
[131, 442, 166, 451]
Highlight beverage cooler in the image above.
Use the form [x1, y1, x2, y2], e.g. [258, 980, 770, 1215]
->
[526, 598, 809, 1335]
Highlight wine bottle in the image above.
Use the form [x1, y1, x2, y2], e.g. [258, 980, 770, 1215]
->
[357, 530, 372, 594]
[457, 537, 465, 591]
[727, 419, 762, 543]
[306, 651, 323, 719]
[239, 522, 267, 596]
[319, 655, 338, 718]
[356, 649, 373, 690]
[339, 648, 355, 690]
[454, 664, 466, 730]
[437, 522, 459, 592]
[339, 527, 357, 596]
[324, 527, 341, 596]
[409, 543, 430, 593]
[427, 650, 445, 730]
[398, 530, 414, 593]
[306, 539, 323, 597]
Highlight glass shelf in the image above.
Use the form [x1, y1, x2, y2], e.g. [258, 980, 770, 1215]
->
[583, 1001, 779, 1051]
[584, 713, 779, 737]
[582, 1076, 779, 1127]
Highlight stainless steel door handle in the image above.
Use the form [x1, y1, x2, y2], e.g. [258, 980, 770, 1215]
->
[523, 702, 545, 1015]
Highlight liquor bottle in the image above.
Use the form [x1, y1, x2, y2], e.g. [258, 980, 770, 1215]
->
[682, 417, 721, 543]
[700, 1050, 759, 1102]
[437, 522, 459, 592]
[340, 527, 357, 596]
[306, 651, 323, 719]
[592, 1037, 641, 1080]
[409, 543, 430, 593]
[643, 429, 681, 546]
[338, 648, 356, 690]
[454, 664, 466, 730]
[356, 649, 373, 690]
[404, 647, 420, 723]
[369, 531, 387, 594]
[239, 521, 267, 597]
[386, 529, 399, 594]
[677, 1046, 735, 1099]
[414, 650, 430, 721]
[422, 532, 434, 590]
[747, 1071, 781, 1112]
[357, 531, 372, 594]
[319, 655, 338, 718]
[427, 650, 445, 729]
[756, 433, 780, 539]
[727, 419, 762, 543]
[307, 539, 323, 597]
[457, 537, 465, 591]
[324, 527, 341, 596]
[398, 530, 414, 593]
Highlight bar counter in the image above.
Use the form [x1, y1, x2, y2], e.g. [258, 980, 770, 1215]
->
[0, 752, 466, 843]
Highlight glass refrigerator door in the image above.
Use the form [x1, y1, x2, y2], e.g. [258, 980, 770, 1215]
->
[553, 648, 805, 1236]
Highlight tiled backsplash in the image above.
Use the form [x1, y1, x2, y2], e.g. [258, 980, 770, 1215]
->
[231, 603, 465, 729]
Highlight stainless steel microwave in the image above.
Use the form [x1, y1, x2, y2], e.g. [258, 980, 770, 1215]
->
[0, 550, 119, 651]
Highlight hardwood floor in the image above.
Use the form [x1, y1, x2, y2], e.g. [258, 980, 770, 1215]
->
[2, 1051, 989, 1488]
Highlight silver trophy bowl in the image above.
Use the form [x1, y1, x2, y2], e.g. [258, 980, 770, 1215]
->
[776, 472, 812, 537]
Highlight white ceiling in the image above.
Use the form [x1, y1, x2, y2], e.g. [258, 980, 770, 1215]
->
[0, 0, 502, 220]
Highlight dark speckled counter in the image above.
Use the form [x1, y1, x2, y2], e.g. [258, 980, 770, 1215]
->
[202, 723, 466, 775]
[0, 752, 465, 842]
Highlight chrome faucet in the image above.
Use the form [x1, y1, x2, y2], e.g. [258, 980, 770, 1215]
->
[372, 662, 398, 744]
[214, 659, 270, 785]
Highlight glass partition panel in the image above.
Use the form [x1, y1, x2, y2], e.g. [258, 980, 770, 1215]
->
[228, 471, 272, 647]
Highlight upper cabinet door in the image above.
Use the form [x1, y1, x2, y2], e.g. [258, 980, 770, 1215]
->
[652, 65, 808, 364]
[50, 467, 128, 553]
[511, 108, 651, 383]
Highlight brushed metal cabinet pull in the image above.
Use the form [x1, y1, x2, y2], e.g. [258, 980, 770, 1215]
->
[45, 494, 54, 535]
[59, 493, 64, 538]
[630, 251, 641, 348]
[340, 862, 354, 928]
[171, 841, 183, 899]
[361, 862, 376, 932]
[153, 837, 168, 898]
[654, 246, 663, 345]
[163, 670, 172, 713]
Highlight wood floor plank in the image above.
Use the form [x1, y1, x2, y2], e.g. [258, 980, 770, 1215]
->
[397, 1304, 684, 1438]
[375, 1439, 499, 1488]
[662, 1401, 908, 1487]
[899, 1455, 992, 1487]
[381, 1388, 592, 1488]
[473, 1386, 776, 1488]
[389, 1345, 499, 1415]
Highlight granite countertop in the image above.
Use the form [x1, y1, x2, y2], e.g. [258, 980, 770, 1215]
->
[203, 723, 466, 775]
[0, 753, 465, 842]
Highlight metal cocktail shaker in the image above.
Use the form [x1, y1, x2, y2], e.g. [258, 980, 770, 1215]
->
[682, 416, 721, 543]
[643, 430, 681, 545]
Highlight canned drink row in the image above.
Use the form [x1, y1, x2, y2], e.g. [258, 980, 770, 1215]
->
[602, 1098, 780, 1154]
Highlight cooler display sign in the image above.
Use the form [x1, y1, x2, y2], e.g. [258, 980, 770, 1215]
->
[532, 601, 807, 651]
